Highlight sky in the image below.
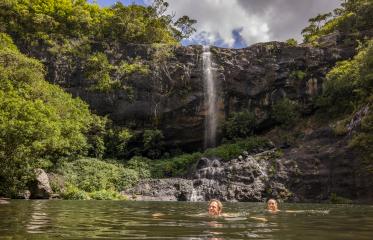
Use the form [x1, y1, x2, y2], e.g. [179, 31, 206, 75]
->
[91, 0, 341, 48]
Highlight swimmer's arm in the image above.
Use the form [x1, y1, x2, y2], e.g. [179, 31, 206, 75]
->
[221, 213, 240, 217]
[249, 216, 268, 222]
[284, 210, 304, 213]
[151, 213, 165, 217]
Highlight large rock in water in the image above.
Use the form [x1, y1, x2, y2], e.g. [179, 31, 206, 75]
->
[124, 148, 298, 202]
[28, 169, 53, 199]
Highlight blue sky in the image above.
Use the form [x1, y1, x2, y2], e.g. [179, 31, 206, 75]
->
[90, 0, 340, 48]
[89, 0, 147, 6]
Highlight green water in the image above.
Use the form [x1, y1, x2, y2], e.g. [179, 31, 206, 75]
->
[1, 200, 373, 239]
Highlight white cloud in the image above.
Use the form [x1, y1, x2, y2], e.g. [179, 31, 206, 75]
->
[165, 0, 340, 47]
[166, 0, 270, 47]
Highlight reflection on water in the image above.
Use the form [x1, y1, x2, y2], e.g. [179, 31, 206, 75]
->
[0, 201, 373, 239]
[26, 201, 51, 233]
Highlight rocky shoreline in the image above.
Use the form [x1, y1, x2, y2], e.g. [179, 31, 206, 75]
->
[124, 119, 373, 203]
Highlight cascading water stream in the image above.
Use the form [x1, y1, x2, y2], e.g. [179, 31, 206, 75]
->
[202, 46, 217, 149]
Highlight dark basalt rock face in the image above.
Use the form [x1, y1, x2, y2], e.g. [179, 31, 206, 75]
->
[13, 29, 370, 153]
[31, 31, 358, 151]
[287, 105, 373, 203]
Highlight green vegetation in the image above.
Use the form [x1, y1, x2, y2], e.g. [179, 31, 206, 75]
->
[224, 110, 256, 139]
[151, 152, 202, 178]
[86, 52, 120, 92]
[0, 0, 196, 47]
[85, 52, 149, 93]
[329, 193, 353, 204]
[142, 129, 165, 159]
[126, 156, 152, 179]
[271, 98, 300, 127]
[286, 38, 298, 46]
[0, 0, 195, 93]
[290, 70, 306, 80]
[62, 186, 125, 200]
[150, 137, 270, 178]
[0, 33, 104, 197]
[315, 40, 373, 172]
[302, 0, 373, 45]
[59, 158, 138, 192]
[57, 158, 139, 199]
[0, 1, 197, 198]
[316, 40, 373, 116]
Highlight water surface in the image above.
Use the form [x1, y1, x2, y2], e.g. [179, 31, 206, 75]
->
[1, 200, 372, 239]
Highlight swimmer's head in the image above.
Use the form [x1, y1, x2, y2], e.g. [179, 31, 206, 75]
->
[208, 199, 222, 216]
[267, 198, 279, 212]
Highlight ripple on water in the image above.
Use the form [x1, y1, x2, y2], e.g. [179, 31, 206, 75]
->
[1, 201, 373, 240]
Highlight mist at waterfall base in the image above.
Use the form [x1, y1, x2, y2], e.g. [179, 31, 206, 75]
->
[1, 200, 373, 240]
[203, 46, 218, 149]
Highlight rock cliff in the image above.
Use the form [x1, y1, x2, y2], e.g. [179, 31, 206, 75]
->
[34, 32, 358, 151]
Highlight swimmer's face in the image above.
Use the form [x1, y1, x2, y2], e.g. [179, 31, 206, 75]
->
[267, 199, 278, 212]
[208, 201, 220, 216]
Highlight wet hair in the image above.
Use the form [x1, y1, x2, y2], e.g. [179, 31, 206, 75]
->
[208, 199, 223, 213]
[266, 198, 278, 204]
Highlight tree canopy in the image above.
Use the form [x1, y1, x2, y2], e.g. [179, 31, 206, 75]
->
[0, 33, 104, 196]
[0, 0, 197, 50]
[302, 0, 373, 44]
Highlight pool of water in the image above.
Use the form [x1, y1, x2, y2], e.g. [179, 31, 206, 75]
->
[1, 200, 373, 239]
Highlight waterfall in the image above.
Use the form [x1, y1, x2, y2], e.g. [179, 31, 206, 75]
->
[202, 46, 217, 148]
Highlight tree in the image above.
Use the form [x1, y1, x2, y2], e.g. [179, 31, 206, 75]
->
[309, 13, 332, 28]
[174, 15, 197, 40]
[286, 38, 298, 46]
[0, 33, 103, 196]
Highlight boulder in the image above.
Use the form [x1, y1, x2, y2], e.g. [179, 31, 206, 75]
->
[29, 169, 53, 199]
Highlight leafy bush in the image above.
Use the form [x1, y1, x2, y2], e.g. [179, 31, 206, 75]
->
[302, 0, 373, 44]
[61, 185, 91, 200]
[204, 137, 269, 160]
[142, 129, 165, 159]
[0, 34, 103, 196]
[89, 189, 125, 200]
[224, 110, 256, 139]
[316, 40, 373, 116]
[290, 70, 306, 80]
[271, 98, 300, 127]
[59, 158, 139, 192]
[104, 127, 133, 159]
[286, 38, 298, 46]
[151, 152, 202, 178]
[126, 156, 151, 179]
[85, 52, 120, 92]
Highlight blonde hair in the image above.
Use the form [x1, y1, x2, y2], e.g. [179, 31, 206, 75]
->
[267, 198, 278, 205]
[208, 199, 223, 213]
